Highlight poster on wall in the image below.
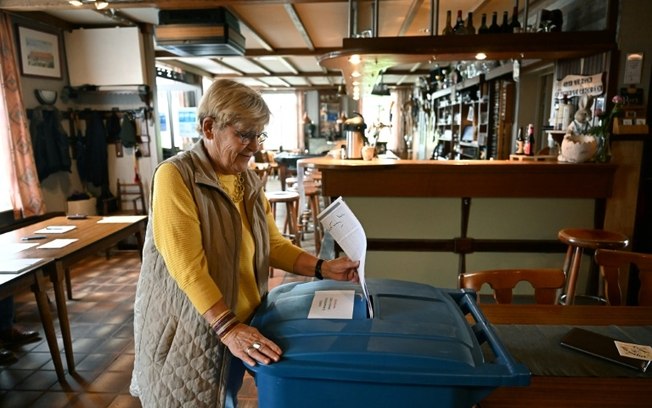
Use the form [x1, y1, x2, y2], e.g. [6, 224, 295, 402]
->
[17, 26, 62, 79]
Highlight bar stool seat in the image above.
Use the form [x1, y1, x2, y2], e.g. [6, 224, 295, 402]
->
[558, 228, 629, 305]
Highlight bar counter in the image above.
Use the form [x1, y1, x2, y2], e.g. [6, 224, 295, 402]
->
[297, 158, 617, 287]
[298, 158, 616, 199]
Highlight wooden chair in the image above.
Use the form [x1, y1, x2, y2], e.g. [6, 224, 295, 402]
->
[102, 179, 147, 265]
[116, 179, 147, 215]
[459, 268, 566, 304]
[594, 249, 652, 306]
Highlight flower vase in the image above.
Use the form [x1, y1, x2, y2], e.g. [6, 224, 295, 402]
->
[595, 133, 612, 163]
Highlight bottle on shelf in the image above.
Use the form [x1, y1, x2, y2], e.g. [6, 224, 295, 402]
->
[524, 123, 535, 156]
[478, 13, 489, 34]
[466, 12, 476, 35]
[560, 94, 575, 130]
[515, 126, 525, 155]
[442, 10, 454, 35]
[454, 10, 467, 34]
[510, 1, 522, 32]
[489, 11, 501, 33]
[500, 11, 511, 33]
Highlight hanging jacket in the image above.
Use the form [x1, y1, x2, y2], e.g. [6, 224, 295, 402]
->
[106, 110, 122, 143]
[29, 106, 71, 181]
[119, 114, 138, 148]
[83, 111, 109, 188]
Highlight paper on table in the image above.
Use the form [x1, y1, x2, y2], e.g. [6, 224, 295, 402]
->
[37, 239, 78, 249]
[97, 215, 147, 223]
[0, 243, 39, 256]
[0, 258, 45, 274]
[615, 341, 652, 361]
[34, 225, 77, 234]
[307, 290, 355, 319]
[317, 197, 373, 318]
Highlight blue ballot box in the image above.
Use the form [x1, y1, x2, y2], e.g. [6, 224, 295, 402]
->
[247, 279, 530, 408]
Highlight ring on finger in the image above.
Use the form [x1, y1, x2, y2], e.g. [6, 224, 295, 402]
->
[245, 346, 254, 354]
[252, 341, 262, 350]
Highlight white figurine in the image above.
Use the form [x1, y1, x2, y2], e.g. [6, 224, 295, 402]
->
[566, 94, 594, 136]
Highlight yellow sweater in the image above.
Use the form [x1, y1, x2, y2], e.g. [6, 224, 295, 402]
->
[152, 163, 302, 321]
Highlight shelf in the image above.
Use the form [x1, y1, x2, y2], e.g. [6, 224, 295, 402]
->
[63, 85, 151, 106]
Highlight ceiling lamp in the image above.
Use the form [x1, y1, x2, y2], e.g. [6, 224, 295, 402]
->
[68, 0, 109, 9]
[371, 73, 390, 96]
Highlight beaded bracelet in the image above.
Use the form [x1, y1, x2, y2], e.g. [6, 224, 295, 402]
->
[211, 310, 240, 340]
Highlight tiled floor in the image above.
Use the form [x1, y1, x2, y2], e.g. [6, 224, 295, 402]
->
[0, 178, 318, 407]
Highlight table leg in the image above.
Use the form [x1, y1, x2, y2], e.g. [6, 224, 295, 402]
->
[65, 267, 73, 300]
[31, 269, 67, 382]
[48, 263, 76, 373]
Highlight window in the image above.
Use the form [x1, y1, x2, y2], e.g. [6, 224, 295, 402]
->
[261, 92, 298, 151]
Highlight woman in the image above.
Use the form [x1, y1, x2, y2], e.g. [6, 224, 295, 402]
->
[130, 79, 359, 407]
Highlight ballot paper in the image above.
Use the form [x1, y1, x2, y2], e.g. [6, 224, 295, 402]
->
[307, 290, 355, 319]
[0, 258, 45, 274]
[34, 225, 77, 234]
[0, 243, 39, 256]
[97, 215, 147, 223]
[37, 239, 78, 249]
[317, 197, 373, 318]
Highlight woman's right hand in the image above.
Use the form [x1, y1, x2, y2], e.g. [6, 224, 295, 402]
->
[221, 323, 282, 366]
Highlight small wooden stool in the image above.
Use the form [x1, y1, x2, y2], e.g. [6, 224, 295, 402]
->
[558, 228, 629, 305]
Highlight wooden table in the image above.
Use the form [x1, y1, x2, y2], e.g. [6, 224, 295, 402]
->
[478, 304, 652, 407]
[0, 215, 146, 377]
[0, 258, 65, 380]
[274, 152, 322, 190]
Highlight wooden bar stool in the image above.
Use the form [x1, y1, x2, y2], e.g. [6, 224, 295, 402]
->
[303, 184, 322, 254]
[558, 228, 629, 305]
[265, 191, 301, 246]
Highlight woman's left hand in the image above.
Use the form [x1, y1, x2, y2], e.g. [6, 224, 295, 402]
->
[323, 257, 360, 282]
[222, 323, 282, 366]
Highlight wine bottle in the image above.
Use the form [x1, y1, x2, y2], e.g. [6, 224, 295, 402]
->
[515, 127, 525, 155]
[478, 13, 490, 34]
[524, 124, 535, 156]
[510, 1, 522, 33]
[442, 10, 454, 35]
[466, 12, 476, 35]
[488, 11, 501, 33]
[453, 10, 466, 34]
[500, 11, 511, 33]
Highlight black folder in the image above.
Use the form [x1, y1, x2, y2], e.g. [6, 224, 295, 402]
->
[561, 327, 651, 373]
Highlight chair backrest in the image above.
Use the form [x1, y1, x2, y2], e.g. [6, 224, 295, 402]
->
[117, 179, 147, 215]
[459, 268, 566, 304]
[595, 249, 652, 306]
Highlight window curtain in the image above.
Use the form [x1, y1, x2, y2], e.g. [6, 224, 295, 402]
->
[0, 12, 45, 218]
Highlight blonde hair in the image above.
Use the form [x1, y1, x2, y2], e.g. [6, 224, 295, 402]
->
[196, 79, 270, 134]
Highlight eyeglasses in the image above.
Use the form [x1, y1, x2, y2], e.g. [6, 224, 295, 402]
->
[233, 128, 268, 145]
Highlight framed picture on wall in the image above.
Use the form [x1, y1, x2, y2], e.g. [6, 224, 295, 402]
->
[16, 26, 62, 79]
